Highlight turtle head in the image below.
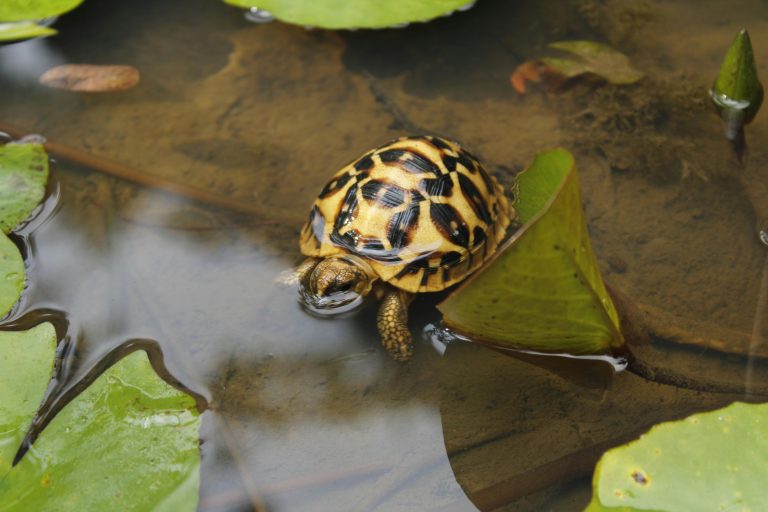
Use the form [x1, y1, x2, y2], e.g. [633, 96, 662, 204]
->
[300, 255, 375, 315]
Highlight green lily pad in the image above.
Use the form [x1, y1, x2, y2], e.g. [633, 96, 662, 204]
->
[0, 347, 201, 511]
[438, 148, 623, 354]
[0, 0, 84, 22]
[541, 40, 644, 85]
[0, 21, 56, 42]
[0, 323, 57, 478]
[223, 0, 474, 29]
[0, 142, 49, 233]
[0, 232, 25, 318]
[586, 402, 768, 511]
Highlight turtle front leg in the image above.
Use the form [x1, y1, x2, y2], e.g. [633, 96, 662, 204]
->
[377, 288, 415, 362]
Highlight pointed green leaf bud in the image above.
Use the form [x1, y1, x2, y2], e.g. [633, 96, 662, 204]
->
[710, 29, 764, 133]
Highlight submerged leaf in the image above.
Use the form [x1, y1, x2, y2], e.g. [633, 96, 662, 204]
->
[39, 64, 141, 92]
[586, 402, 768, 511]
[0, 0, 84, 22]
[0, 323, 57, 478]
[438, 149, 623, 354]
[0, 232, 25, 318]
[0, 141, 49, 233]
[0, 21, 56, 42]
[222, 0, 475, 29]
[542, 41, 643, 84]
[0, 349, 201, 511]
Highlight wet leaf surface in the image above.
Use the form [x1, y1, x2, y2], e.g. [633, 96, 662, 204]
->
[0, 0, 84, 22]
[0, 142, 49, 233]
[0, 21, 56, 42]
[438, 149, 623, 354]
[586, 401, 768, 511]
[0, 232, 25, 318]
[222, 0, 474, 29]
[0, 323, 57, 479]
[0, 350, 201, 511]
[39, 65, 140, 92]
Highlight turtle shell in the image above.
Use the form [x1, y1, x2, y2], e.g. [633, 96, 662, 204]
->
[300, 136, 513, 293]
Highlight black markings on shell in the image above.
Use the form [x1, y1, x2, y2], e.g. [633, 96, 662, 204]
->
[319, 171, 353, 198]
[458, 173, 492, 224]
[387, 202, 421, 250]
[354, 153, 375, 172]
[379, 148, 440, 174]
[308, 206, 325, 244]
[430, 202, 470, 248]
[361, 180, 406, 208]
[420, 173, 454, 197]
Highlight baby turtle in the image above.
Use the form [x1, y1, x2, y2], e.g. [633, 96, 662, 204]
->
[298, 135, 513, 361]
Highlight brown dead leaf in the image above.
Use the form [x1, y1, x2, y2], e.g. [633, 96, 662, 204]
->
[39, 64, 140, 92]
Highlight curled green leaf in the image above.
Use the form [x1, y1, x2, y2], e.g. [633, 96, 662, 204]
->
[438, 149, 623, 355]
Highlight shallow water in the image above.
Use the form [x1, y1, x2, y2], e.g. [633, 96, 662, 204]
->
[1, 0, 768, 510]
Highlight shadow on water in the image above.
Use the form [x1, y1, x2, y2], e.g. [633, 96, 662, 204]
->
[2, 0, 768, 510]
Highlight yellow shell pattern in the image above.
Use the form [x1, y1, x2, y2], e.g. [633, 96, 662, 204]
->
[300, 136, 512, 293]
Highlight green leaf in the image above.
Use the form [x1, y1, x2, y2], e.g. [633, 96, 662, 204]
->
[541, 41, 644, 85]
[0, 232, 25, 318]
[0, 142, 49, 233]
[222, 0, 474, 29]
[438, 148, 623, 354]
[0, 323, 57, 478]
[0, 0, 84, 22]
[586, 402, 768, 511]
[710, 29, 763, 125]
[0, 349, 201, 511]
[0, 21, 56, 42]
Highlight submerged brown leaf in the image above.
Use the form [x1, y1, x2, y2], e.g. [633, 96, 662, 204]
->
[511, 40, 643, 94]
[39, 64, 140, 92]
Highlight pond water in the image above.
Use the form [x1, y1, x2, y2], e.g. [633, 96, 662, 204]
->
[1, 0, 768, 510]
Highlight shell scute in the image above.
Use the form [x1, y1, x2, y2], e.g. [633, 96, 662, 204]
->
[300, 136, 513, 293]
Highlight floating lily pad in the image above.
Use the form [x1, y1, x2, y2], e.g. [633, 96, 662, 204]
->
[586, 402, 768, 511]
[0, 232, 25, 318]
[0, 348, 201, 511]
[0, 21, 56, 42]
[0, 323, 57, 478]
[0, 0, 84, 22]
[541, 41, 644, 85]
[438, 148, 623, 354]
[0, 141, 49, 233]
[223, 0, 474, 29]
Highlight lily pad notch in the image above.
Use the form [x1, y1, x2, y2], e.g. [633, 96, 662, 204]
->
[438, 148, 625, 356]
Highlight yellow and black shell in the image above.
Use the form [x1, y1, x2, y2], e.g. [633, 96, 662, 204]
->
[300, 136, 513, 293]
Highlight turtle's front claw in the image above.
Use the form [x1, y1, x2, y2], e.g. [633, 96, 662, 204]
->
[377, 288, 414, 362]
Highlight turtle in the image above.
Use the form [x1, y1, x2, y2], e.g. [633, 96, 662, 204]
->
[297, 135, 513, 362]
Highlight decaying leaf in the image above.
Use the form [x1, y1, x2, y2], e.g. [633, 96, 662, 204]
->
[438, 149, 623, 355]
[39, 64, 140, 92]
[511, 40, 643, 94]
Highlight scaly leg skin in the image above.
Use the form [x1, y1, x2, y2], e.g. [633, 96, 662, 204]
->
[377, 288, 414, 362]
